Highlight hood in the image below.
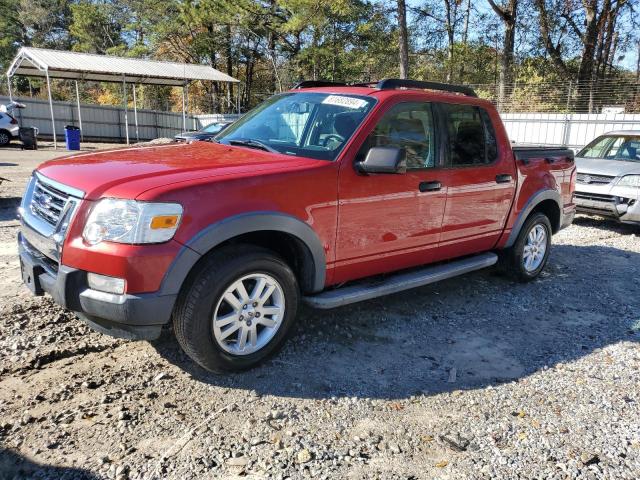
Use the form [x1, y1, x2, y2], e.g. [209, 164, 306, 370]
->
[175, 131, 204, 138]
[575, 157, 640, 177]
[37, 142, 323, 200]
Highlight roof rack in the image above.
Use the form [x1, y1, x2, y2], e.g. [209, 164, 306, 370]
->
[375, 78, 477, 97]
[291, 78, 478, 97]
[292, 80, 347, 89]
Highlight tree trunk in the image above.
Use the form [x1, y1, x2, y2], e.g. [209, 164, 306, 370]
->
[267, 0, 277, 93]
[488, 0, 518, 110]
[458, 0, 471, 81]
[397, 0, 409, 79]
[225, 24, 233, 113]
[207, 24, 220, 113]
[636, 41, 640, 83]
[533, 0, 569, 76]
[576, 0, 599, 112]
[444, 0, 455, 82]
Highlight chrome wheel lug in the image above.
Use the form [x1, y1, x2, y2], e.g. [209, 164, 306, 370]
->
[255, 312, 261, 318]
[253, 302, 258, 307]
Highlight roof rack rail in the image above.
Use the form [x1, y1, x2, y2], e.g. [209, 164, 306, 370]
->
[292, 80, 347, 89]
[375, 78, 477, 97]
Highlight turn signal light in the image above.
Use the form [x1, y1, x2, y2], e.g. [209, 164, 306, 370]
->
[150, 215, 180, 229]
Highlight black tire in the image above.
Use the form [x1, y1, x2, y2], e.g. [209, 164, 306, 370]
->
[173, 244, 299, 373]
[502, 212, 552, 282]
[0, 130, 10, 146]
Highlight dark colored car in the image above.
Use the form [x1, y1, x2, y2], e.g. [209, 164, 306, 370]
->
[18, 79, 576, 373]
[174, 122, 232, 143]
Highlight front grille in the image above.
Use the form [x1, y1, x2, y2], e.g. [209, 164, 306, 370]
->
[574, 192, 616, 203]
[30, 177, 71, 226]
[576, 173, 615, 185]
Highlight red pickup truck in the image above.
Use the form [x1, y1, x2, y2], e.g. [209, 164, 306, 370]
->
[18, 79, 576, 372]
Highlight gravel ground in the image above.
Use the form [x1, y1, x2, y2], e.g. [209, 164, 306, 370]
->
[1, 145, 639, 479]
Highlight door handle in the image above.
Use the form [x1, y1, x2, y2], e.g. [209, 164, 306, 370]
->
[495, 174, 512, 184]
[419, 181, 442, 192]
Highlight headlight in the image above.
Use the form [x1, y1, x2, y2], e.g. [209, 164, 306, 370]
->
[83, 199, 183, 245]
[617, 175, 640, 188]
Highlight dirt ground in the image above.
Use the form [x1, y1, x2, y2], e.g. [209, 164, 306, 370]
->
[0, 143, 639, 479]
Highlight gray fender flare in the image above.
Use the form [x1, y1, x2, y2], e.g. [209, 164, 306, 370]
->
[504, 189, 561, 248]
[158, 212, 327, 296]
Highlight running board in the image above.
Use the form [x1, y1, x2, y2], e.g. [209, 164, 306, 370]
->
[303, 252, 498, 309]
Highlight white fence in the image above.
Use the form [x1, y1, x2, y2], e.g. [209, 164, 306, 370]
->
[502, 113, 640, 150]
[0, 95, 240, 142]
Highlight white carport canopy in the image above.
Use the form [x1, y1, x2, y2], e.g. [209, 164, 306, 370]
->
[6, 47, 240, 148]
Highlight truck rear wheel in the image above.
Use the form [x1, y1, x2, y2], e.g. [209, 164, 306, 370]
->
[173, 245, 300, 372]
[503, 212, 552, 282]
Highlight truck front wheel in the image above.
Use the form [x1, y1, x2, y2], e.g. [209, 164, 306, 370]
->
[503, 212, 552, 282]
[173, 245, 300, 372]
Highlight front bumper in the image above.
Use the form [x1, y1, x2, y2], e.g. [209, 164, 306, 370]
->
[574, 189, 640, 224]
[18, 232, 176, 340]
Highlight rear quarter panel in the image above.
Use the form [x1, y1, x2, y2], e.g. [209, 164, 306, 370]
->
[496, 149, 575, 248]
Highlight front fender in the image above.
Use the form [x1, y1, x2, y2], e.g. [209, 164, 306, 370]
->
[156, 212, 327, 297]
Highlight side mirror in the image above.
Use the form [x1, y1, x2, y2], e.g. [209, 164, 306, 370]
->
[356, 146, 407, 174]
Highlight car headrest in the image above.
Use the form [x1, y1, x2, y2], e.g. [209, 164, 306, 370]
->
[455, 121, 484, 143]
[333, 113, 358, 138]
[390, 118, 427, 143]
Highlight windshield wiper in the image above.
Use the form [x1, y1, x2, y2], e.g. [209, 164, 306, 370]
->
[228, 139, 278, 153]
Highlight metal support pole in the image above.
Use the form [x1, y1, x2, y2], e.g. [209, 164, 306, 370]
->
[7, 75, 13, 102]
[122, 76, 129, 145]
[236, 83, 240, 113]
[75, 80, 83, 141]
[45, 70, 57, 150]
[182, 83, 187, 132]
[132, 84, 139, 143]
[562, 81, 572, 147]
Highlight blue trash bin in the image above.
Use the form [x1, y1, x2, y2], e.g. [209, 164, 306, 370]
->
[64, 125, 81, 150]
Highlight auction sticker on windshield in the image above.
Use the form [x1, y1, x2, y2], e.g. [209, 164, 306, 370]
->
[322, 95, 368, 109]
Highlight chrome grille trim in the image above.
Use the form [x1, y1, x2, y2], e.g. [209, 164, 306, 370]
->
[30, 177, 70, 226]
[19, 172, 85, 263]
[576, 173, 615, 185]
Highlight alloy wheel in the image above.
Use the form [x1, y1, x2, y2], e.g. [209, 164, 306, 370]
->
[212, 273, 285, 355]
[522, 224, 547, 272]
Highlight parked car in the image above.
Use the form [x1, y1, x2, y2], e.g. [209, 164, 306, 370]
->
[174, 121, 232, 143]
[0, 110, 20, 146]
[17, 79, 576, 372]
[573, 131, 640, 225]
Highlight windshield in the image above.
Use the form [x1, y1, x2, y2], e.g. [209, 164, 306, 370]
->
[578, 135, 640, 162]
[202, 123, 226, 133]
[216, 92, 376, 161]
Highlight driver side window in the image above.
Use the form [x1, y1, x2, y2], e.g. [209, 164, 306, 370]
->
[358, 102, 436, 169]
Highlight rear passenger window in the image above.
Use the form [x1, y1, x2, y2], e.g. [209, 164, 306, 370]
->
[442, 104, 498, 167]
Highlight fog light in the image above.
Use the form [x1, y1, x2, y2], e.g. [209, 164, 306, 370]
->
[87, 273, 125, 295]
